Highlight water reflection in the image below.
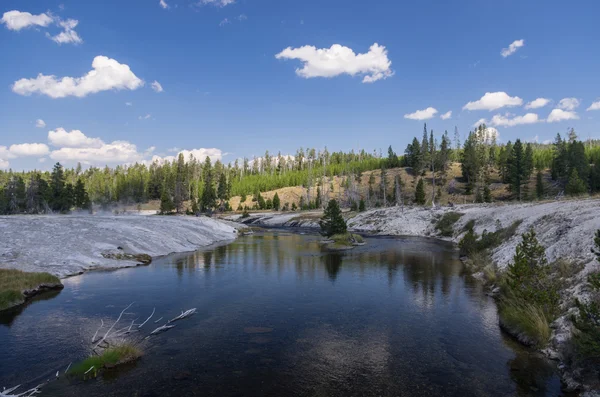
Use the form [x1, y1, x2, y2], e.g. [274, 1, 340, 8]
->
[0, 231, 563, 396]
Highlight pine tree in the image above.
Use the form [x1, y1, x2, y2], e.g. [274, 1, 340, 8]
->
[359, 198, 366, 212]
[74, 179, 91, 210]
[509, 139, 526, 200]
[483, 185, 492, 203]
[415, 178, 426, 205]
[565, 168, 587, 196]
[506, 228, 558, 313]
[200, 157, 216, 211]
[319, 199, 347, 237]
[160, 187, 175, 214]
[50, 162, 68, 212]
[315, 187, 322, 208]
[272, 192, 281, 211]
[217, 172, 228, 209]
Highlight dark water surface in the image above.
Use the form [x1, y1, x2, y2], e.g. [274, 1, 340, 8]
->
[0, 232, 563, 396]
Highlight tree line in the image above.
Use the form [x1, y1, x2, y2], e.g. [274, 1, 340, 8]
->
[1, 126, 599, 215]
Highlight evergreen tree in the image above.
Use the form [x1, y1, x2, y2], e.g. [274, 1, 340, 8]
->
[217, 172, 228, 209]
[74, 179, 91, 210]
[387, 146, 400, 168]
[483, 185, 492, 203]
[551, 133, 568, 181]
[404, 137, 422, 169]
[258, 193, 266, 210]
[315, 187, 322, 208]
[160, 187, 175, 214]
[509, 139, 526, 200]
[50, 162, 69, 212]
[359, 198, 366, 212]
[506, 228, 559, 314]
[272, 192, 281, 211]
[200, 157, 217, 211]
[319, 199, 347, 237]
[420, 124, 430, 173]
[415, 178, 426, 205]
[565, 168, 587, 196]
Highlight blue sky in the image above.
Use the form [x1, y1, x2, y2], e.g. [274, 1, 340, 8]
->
[1, 0, 599, 171]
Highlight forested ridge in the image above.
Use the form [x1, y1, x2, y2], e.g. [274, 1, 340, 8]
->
[1, 124, 600, 215]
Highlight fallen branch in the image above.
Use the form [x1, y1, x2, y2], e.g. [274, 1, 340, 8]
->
[168, 309, 196, 323]
[84, 366, 95, 375]
[1, 383, 44, 397]
[94, 302, 134, 349]
[148, 324, 175, 337]
[154, 317, 163, 324]
[138, 308, 155, 328]
[91, 319, 104, 343]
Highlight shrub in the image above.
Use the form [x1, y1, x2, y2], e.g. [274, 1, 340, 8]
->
[415, 178, 426, 205]
[435, 212, 463, 237]
[459, 226, 478, 256]
[359, 199, 366, 212]
[499, 300, 551, 348]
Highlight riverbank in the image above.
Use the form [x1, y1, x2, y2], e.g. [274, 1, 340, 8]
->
[226, 198, 600, 394]
[0, 215, 240, 279]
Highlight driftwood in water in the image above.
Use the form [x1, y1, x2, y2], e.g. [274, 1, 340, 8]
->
[138, 308, 155, 328]
[94, 302, 134, 349]
[168, 309, 196, 323]
[148, 324, 176, 336]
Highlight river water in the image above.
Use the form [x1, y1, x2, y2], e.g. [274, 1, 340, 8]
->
[0, 231, 564, 396]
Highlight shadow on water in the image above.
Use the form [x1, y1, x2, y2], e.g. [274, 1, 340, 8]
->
[0, 231, 565, 396]
[0, 289, 63, 327]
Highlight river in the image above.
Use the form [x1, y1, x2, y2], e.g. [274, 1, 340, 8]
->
[0, 231, 564, 396]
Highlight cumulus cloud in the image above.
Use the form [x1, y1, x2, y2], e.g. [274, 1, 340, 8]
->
[472, 118, 487, 128]
[51, 141, 144, 164]
[2, 10, 82, 45]
[151, 81, 163, 92]
[557, 97, 580, 111]
[525, 98, 550, 109]
[547, 109, 579, 123]
[463, 92, 523, 111]
[219, 18, 230, 26]
[587, 101, 600, 111]
[35, 119, 46, 128]
[501, 39, 525, 58]
[440, 111, 452, 120]
[404, 107, 438, 120]
[490, 113, 542, 127]
[48, 18, 82, 44]
[138, 114, 151, 120]
[48, 128, 104, 148]
[0, 146, 16, 160]
[9, 143, 50, 157]
[125, 102, 133, 106]
[159, 0, 169, 9]
[275, 43, 393, 83]
[12, 56, 144, 98]
[1, 10, 53, 31]
[0, 159, 9, 169]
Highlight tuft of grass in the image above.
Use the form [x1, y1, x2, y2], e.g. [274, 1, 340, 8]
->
[499, 300, 551, 348]
[0, 269, 61, 311]
[435, 212, 463, 237]
[483, 265, 497, 284]
[69, 344, 142, 378]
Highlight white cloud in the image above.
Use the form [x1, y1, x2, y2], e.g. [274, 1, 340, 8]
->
[472, 118, 487, 128]
[489, 112, 542, 127]
[1, 10, 53, 31]
[219, 18, 230, 26]
[236, 14, 247, 21]
[12, 56, 144, 98]
[557, 97, 580, 111]
[463, 92, 523, 111]
[275, 43, 393, 83]
[39, 158, 47, 163]
[525, 98, 550, 109]
[484, 127, 500, 142]
[159, 0, 169, 9]
[35, 119, 46, 128]
[151, 81, 163, 92]
[547, 109, 579, 123]
[125, 102, 133, 106]
[48, 19, 82, 45]
[51, 141, 144, 164]
[138, 114, 151, 120]
[587, 101, 600, 111]
[440, 111, 452, 120]
[196, 0, 235, 7]
[501, 39, 524, 58]
[0, 146, 16, 160]
[48, 128, 104, 148]
[404, 107, 438, 120]
[150, 148, 223, 165]
[9, 143, 50, 157]
[0, 159, 9, 169]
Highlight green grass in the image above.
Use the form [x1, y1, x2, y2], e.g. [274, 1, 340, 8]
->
[0, 269, 61, 311]
[498, 300, 551, 348]
[435, 212, 463, 237]
[69, 344, 142, 377]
